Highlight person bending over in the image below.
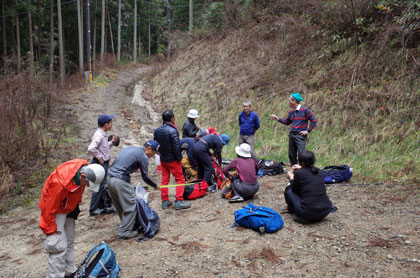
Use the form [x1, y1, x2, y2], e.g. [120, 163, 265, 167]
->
[284, 151, 336, 224]
[222, 143, 259, 203]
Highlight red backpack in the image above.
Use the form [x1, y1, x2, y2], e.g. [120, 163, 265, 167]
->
[183, 180, 208, 200]
[210, 156, 226, 189]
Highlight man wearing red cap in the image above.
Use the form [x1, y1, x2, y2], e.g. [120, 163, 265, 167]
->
[271, 92, 318, 166]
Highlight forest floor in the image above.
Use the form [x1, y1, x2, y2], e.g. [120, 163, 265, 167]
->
[0, 65, 419, 278]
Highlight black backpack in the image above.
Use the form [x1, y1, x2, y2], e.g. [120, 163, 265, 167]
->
[133, 198, 160, 241]
[258, 160, 286, 176]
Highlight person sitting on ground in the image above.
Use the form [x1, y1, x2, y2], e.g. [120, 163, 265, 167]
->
[39, 160, 105, 278]
[284, 151, 336, 224]
[182, 109, 200, 138]
[87, 114, 119, 216]
[222, 143, 259, 203]
[107, 141, 159, 239]
[192, 133, 230, 193]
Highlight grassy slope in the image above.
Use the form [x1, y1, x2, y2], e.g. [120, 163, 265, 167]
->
[148, 13, 419, 183]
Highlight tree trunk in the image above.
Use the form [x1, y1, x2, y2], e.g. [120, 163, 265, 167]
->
[57, 0, 65, 87]
[86, 0, 92, 82]
[28, 0, 34, 73]
[2, 0, 7, 56]
[106, 0, 114, 55]
[133, 0, 136, 62]
[117, 0, 121, 62]
[77, 0, 83, 75]
[49, 0, 54, 83]
[93, 0, 97, 74]
[148, 2, 150, 60]
[15, 0, 21, 72]
[100, 0, 105, 64]
[189, 0, 192, 33]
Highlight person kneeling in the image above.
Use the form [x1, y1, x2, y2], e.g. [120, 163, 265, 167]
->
[223, 143, 259, 203]
[284, 151, 336, 224]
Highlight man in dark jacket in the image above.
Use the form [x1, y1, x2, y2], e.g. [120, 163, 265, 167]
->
[182, 109, 200, 138]
[154, 110, 191, 210]
[192, 133, 230, 192]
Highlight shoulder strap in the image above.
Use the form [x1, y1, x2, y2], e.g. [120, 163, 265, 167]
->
[84, 248, 105, 277]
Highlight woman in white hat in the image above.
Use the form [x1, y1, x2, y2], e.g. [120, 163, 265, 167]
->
[182, 109, 200, 138]
[222, 143, 260, 202]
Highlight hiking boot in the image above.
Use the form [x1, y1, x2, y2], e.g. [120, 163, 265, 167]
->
[118, 231, 139, 240]
[207, 184, 217, 193]
[229, 195, 244, 203]
[161, 200, 173, 209]
[174, 200, 191, 210]
[104, 207, 116, 214]
[89, 208, 105, 216]
[65, 272, 76, 278]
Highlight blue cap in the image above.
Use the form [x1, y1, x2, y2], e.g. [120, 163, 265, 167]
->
[144, 140, 160, 151]
[219, 134, 230, 145]
[98, 114, 114, 126]
[291, 92, 303, 103]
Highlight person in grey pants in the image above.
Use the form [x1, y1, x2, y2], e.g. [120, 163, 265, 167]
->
[107, 141, 159, 240]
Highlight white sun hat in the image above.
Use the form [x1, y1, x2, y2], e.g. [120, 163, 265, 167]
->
[235, 143, 252, 158]
[82, 164, 105, 192]
[187, 109, 199, 119]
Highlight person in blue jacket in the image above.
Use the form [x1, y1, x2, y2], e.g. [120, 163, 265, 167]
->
[238, 100, 260, 160]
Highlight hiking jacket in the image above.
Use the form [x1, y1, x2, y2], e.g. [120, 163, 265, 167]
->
[291, 167, 332, 211]
[238, 111, 260, 135]
[154, 121, 182, 163]
[182, 118, 199, 138]
[39, 159, 89, 235]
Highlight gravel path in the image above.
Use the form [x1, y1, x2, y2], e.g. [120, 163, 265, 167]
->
[0, 65, 419, 278]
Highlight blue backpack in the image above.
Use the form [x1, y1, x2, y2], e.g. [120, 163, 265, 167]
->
[234, 204, 284, 233]
[322, 165, 353, 184]
[133, 198, 160, 241]
[75, 242, 119, 278]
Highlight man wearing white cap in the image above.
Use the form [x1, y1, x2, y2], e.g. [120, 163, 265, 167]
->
[222, 143, 260, 202]
[39, 159, 105, 278]
[182, 109, 200, 138]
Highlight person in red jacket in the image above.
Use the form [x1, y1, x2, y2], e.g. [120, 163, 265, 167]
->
[39, 159, 105, 278]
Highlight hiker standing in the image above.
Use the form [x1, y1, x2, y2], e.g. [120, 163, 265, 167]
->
[87, 114, 119, 216]
[271, 92, 317, 166]
[154, 110, 191, 210]
[182, 109, 200, 138]
[39, 160, 105, 278]
[222, 143, 259, 202]
[238, 100, 260, 160]
[107, 141, 159, 239]
[284, 151, 335, 224]
[192, 133, 230, 193]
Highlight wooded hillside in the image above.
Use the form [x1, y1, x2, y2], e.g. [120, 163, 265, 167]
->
[148, 0, 420, 183]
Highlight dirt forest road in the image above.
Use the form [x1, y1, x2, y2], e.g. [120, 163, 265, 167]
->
[0, 65, 419, 278]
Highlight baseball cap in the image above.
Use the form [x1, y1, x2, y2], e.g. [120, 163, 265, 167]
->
[98, 114, 114, 126]
[144, 140, 160, 151]
[81, 164, 105, 192]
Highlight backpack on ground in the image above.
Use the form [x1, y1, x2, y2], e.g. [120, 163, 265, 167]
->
[183, 180, 208, 200]
[210, 156, 227, 188]
[257, 160, 286, 176]
[75, 242, 119, 278]
[181, 156, 198, 182]
[234, 203, 284, 233]
[322, 165, 353, 184]
[133, 198, 160, 241]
